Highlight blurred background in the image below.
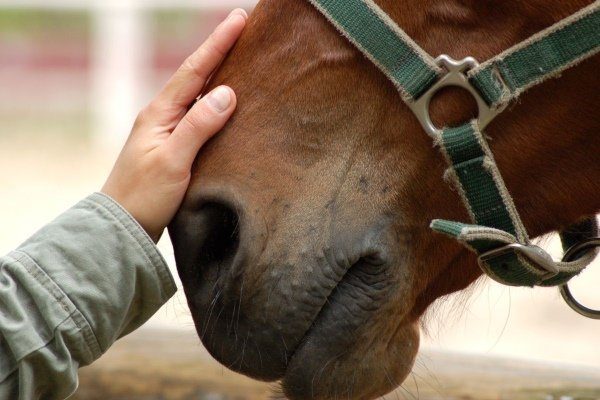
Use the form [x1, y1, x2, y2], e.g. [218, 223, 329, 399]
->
[1, 1, 599, 399]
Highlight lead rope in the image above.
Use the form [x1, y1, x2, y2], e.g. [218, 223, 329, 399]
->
[307, 0, 600, 288]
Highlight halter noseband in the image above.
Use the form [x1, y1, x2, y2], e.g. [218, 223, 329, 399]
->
[307, 0, 600, 316]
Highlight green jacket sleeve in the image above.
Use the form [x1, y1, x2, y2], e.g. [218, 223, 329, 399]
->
[0, 193, 177, 399]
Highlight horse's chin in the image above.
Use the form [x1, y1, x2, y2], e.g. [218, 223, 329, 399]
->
[282, 319, 420, 400]
[177, 250, 419, 400]
[181, 254, 419, 400]
[277, 259, 420, 399]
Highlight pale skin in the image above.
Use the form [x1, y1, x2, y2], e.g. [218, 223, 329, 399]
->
[102, 9, 248, 242]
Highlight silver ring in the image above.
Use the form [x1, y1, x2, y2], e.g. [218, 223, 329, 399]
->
[559, 238, 600, 319]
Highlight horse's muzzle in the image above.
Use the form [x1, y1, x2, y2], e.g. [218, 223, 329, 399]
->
[169, 185, 401, 393]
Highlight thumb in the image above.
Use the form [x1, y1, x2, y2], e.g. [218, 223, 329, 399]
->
[165, 85, 237, 168]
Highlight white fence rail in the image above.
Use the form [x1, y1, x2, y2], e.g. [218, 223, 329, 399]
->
[0, 0, 258, 147]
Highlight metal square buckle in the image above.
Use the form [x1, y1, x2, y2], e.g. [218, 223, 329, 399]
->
[408, 55, 508, 138]
[478, 243, 559, 280]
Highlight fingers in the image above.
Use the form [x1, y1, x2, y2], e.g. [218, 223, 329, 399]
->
[155, 9, 247, 114]
[164, 85, 237, 168]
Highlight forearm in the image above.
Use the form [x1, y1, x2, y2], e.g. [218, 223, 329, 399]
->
[0, 193, 176, 399]
[0, 8, 247, 399]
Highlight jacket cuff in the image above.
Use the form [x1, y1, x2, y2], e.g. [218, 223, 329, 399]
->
[15, 193, 177, 357]
[90, 192, 176, 297]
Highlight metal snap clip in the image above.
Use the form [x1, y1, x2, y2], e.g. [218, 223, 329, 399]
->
[559, 238, 600, 319]
[408, 55, 508, 138]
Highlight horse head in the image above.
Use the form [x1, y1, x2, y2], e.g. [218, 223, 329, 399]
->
[169, 0, 599, 398]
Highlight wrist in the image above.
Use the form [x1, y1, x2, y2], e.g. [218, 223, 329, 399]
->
[99, 189, 163, 243]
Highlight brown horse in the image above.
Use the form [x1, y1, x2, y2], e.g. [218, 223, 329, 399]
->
[169, 0, 600, 398]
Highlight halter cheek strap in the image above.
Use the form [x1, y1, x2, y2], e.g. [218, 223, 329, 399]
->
[308, 0, 600, 287]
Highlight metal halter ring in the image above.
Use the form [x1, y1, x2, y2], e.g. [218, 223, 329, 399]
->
[408, 55, 508, 138]
[559, 238, 600, 319]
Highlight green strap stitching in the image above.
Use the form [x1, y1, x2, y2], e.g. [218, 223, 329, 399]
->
[432, 122, 596, 286]
[439, 122, 526, 240]
[469, 2, 600, 107]
[307, 0, 441, 101]
[434, 122, 551, 286]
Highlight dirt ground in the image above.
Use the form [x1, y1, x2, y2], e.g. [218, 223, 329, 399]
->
[72, 328, 600, 400]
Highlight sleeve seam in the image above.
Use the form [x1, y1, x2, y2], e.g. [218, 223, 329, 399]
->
[6, 251, 102, 362]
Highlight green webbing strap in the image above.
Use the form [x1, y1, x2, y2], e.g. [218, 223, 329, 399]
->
[307, 0, 441, 101]
[435, 122, 526, 239]
[469, 2, 600, 107]
[431, 122, 596, 287]
[308, 0, 599, 287]
[432, 122, 541, 286]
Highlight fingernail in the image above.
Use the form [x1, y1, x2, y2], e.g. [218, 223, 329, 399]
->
[226, 9, 247, 23]
[230, 8, 248, 19]
[206, 86, 232, 113]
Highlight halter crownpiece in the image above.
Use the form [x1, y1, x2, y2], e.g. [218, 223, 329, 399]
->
[308, 0, 600, 292]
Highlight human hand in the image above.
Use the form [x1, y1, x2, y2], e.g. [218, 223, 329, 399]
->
[102, 8, 247, 242]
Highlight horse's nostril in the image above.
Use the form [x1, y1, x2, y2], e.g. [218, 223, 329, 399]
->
[195, 202, 240, 279]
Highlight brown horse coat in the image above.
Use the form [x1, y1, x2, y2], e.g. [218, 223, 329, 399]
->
[169, 1, 600, 398]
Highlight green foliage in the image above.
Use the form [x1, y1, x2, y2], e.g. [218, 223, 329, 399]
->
[150, 10, 213, 40]
[0, 9, 89, 37]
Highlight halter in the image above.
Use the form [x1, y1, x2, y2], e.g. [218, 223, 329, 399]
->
[308, 0, 600, 316]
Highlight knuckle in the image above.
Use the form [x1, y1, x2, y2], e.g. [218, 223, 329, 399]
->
[134, 107, 150, 126]
[144, 100, 162, 116]
[134, 100, 164, 128]
[187, 104, 215, 127]
[150, 99, 176, 119]
[178, 109, 216, 143]
[181, 56, 196, 72]
[205, 37, 227, 58]
[189, 98, 216, 120]
[180, 33, 228, 80]
[181, 53, 208, 80]
[181, 112, 205, 133]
